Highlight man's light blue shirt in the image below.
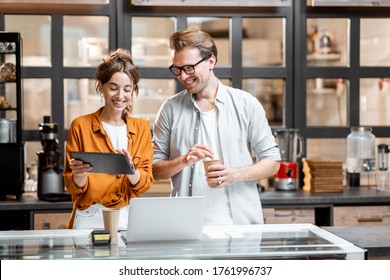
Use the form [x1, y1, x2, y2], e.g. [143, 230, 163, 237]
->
[153, 80, 281, 224]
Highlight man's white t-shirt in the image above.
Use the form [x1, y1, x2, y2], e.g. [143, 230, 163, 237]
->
[192, 107, 233, 225]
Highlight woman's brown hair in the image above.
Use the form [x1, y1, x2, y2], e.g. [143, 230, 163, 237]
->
[95, 48, 140, 119]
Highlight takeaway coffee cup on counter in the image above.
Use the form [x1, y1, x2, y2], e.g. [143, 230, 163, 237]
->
[102, 208, 120, 237]
[203, 158, 221, 187]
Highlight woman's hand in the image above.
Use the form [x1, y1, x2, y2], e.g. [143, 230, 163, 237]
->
[70, 158, 93, 188]
[116, 149, 141, 185]
[116, 148, 135, 167]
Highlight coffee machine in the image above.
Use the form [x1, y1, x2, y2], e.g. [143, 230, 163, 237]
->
[273, 128, 304, 191]
[37, 116, 70, 201]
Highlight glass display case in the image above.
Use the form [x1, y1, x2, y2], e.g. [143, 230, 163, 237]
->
[0, 224, 365, 260]
[0, 32, 24, 200]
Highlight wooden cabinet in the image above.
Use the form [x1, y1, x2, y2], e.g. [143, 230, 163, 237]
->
[263, 208, 315, 224]
[32, 211, 71, 230]
[334, 206, 390, 226]
[0, 210, 29, 230]
[264, 205, 390, 226]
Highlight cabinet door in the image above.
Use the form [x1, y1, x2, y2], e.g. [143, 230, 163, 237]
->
[0, 210, 29, 230]
[334, 206, 390, 226]
[32, 211, 71, 230]
[263, 208, 315, 224]
[0, 144, 24, 199]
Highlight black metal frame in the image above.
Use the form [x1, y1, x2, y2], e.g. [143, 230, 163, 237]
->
[121, 1, 294, 126]
[0, 0, 389, 159]
[0, 2, 115, 145]
[296, 1, 390, 143]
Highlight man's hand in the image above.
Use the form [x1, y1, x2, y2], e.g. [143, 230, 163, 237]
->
[205, 163, 237, 188]
[185, 144, 214, 165]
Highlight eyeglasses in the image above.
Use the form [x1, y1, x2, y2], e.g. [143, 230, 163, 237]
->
[169, 57, 208, 76]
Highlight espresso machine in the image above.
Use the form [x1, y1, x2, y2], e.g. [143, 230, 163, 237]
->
[37, 116, 70, 201]
[273, 128, 304, 191]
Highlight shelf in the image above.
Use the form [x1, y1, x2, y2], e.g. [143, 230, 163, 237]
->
[307, 53, 341, 62]
[308, 88, 336, 95]
[0, 142, 20, 147]
[0, 107, 17, 111]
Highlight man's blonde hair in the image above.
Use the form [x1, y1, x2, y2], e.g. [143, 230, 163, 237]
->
[169, 28, 218, 63]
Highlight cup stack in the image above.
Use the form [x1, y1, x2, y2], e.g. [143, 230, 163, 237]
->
[302, 158, 344, 193]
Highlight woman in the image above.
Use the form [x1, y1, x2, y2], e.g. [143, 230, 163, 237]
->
[63, 48, 154, 229]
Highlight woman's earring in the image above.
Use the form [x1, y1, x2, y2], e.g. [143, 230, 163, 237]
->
[100, 93, 104, 103]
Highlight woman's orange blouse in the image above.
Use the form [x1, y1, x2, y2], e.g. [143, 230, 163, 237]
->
[63, 107, 154, 228]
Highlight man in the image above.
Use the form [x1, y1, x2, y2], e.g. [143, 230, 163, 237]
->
[152, 28, 281, 225]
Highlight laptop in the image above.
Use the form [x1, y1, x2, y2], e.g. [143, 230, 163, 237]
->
[122, 196, 206, 243]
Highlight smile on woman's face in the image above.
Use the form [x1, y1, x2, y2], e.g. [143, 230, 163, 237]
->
[100, 72, 134, 113]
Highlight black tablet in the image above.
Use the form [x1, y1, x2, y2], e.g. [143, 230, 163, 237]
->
[71, 151, 135, 175]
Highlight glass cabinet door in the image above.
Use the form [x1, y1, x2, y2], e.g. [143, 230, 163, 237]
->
[306, 78, 348, 127]
[360, 19, 390, 126]
[361, 19, 390, 66]
[131, 17, 175, 67]
[0, 33, 21, 144]
[306, 18, 349, 127]
[63, 16, 109, 67]
[243, 18, 285, 67]
[187, 17, 231, 67]
[304, 8, 390, 164]
[360, 78, 390, 126]
[306, 18, 349, 67]
[4, 15, 53, 134]
[243, 79, 285, 126]
[5, 15, 51, 67]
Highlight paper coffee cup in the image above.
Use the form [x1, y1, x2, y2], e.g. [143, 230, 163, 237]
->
[203, 159, 221, 187]
[102, 208, 120, 237]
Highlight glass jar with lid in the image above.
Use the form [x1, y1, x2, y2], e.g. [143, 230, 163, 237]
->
[346, 127, 376, 173]
[346, 127, 376, 186]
